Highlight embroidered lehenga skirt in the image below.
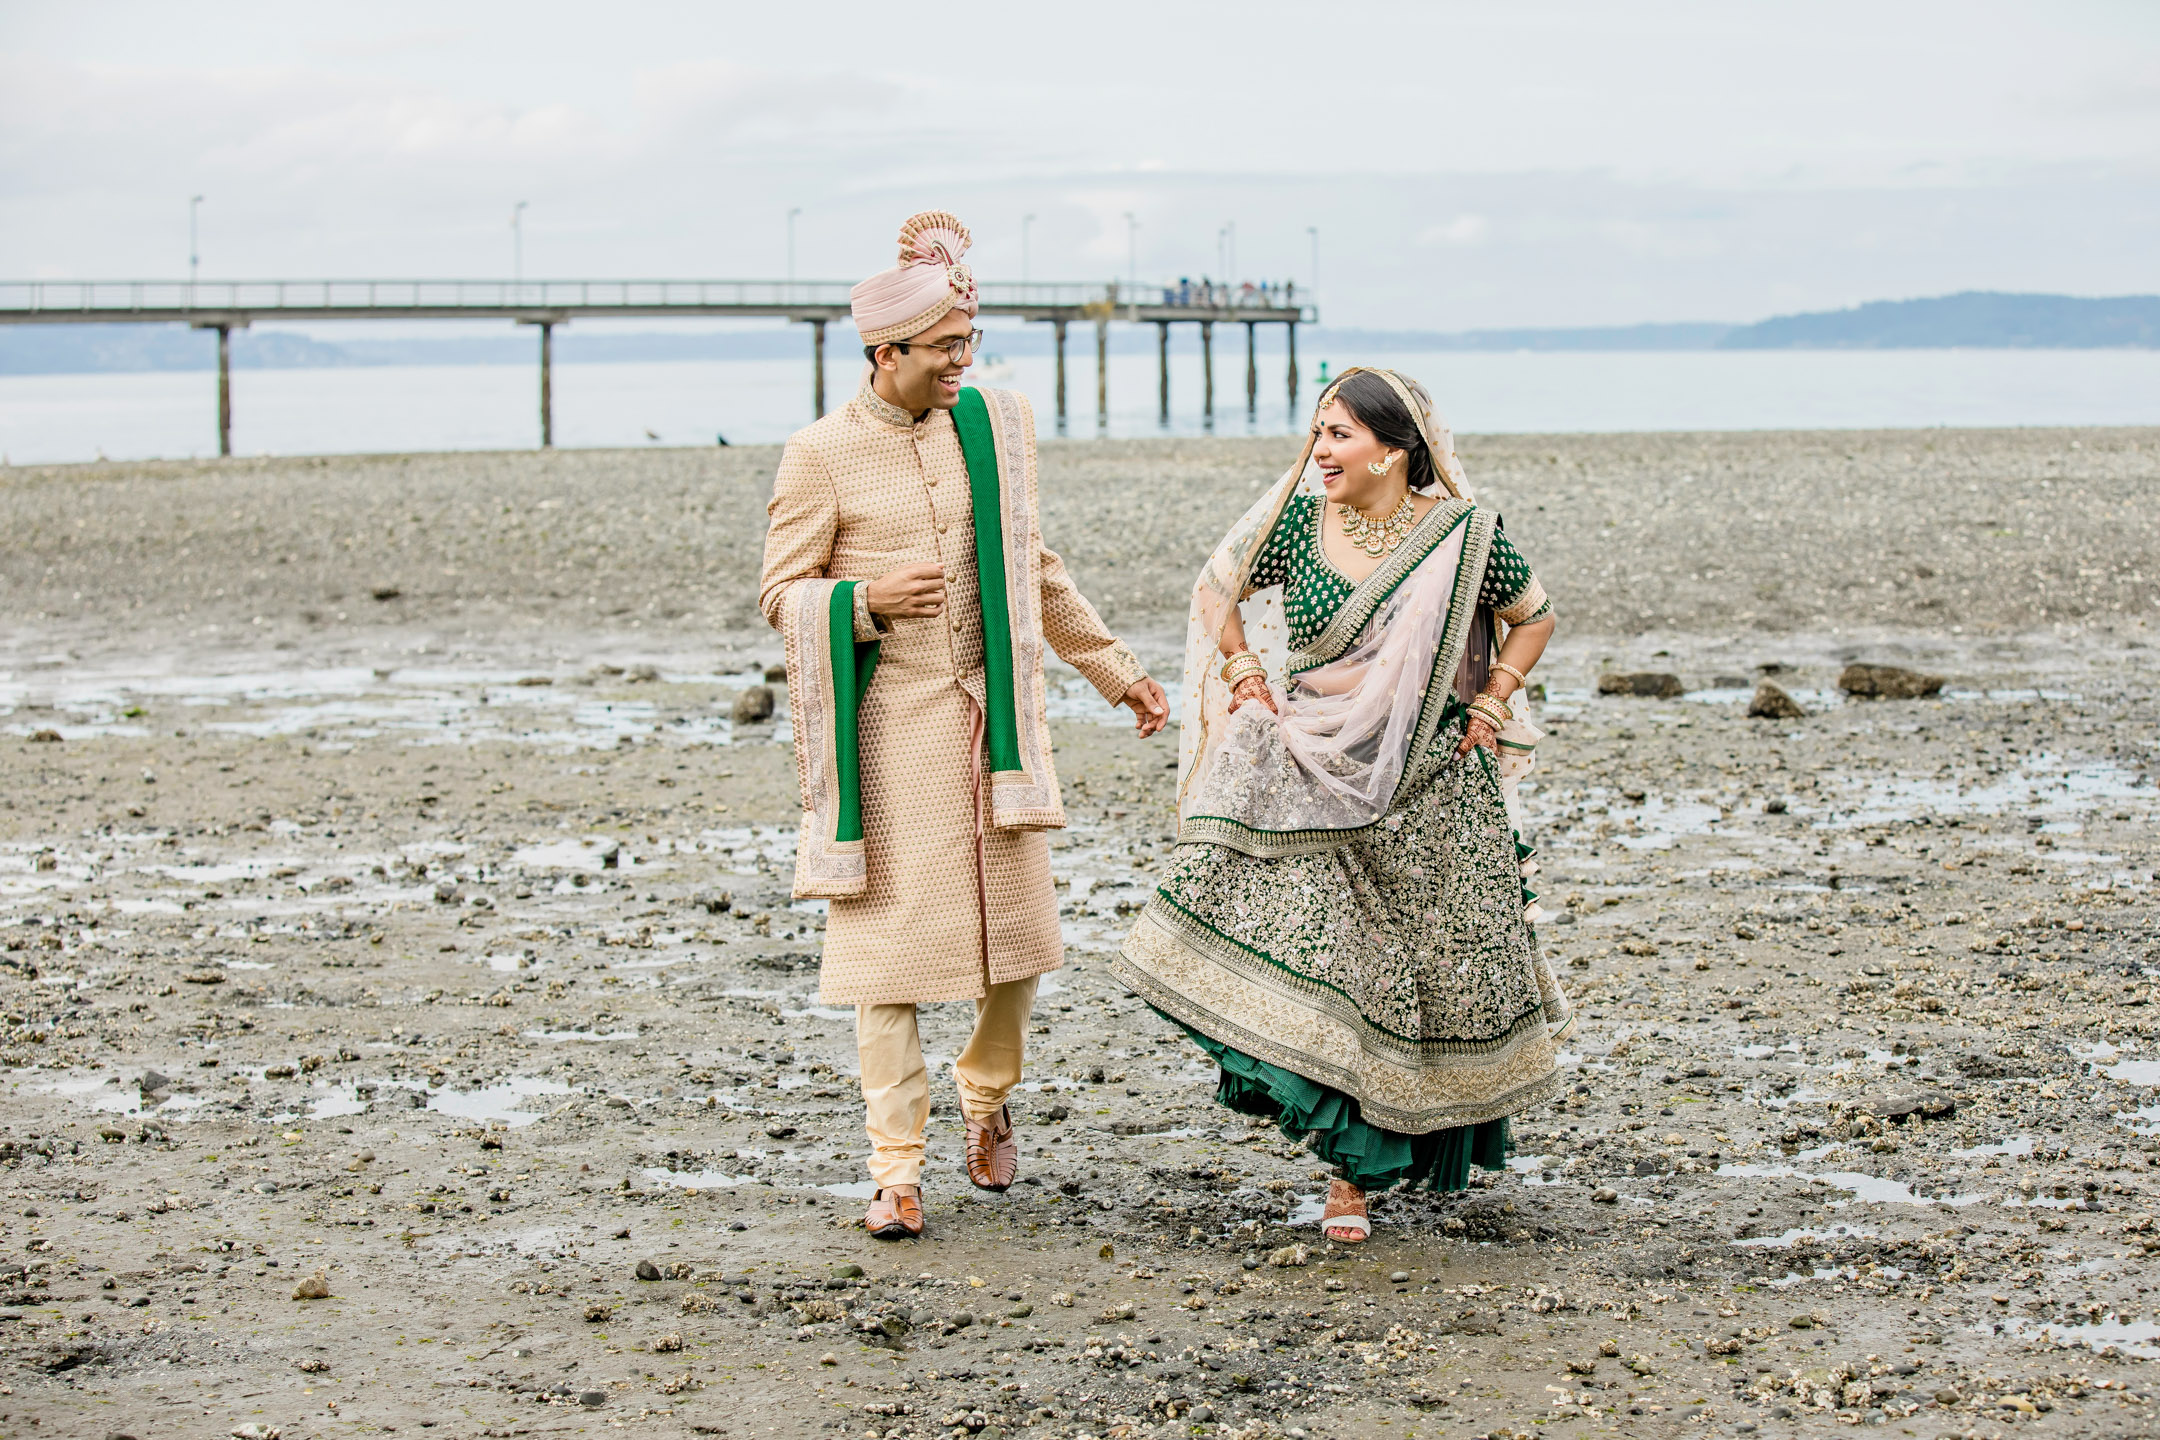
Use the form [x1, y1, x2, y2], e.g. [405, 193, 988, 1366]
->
[1113, 492, 1571, 1192]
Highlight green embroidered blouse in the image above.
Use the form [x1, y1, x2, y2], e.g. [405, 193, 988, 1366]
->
[1245, 494, 1549, 651]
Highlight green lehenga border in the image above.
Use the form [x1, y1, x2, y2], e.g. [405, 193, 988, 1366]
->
[1142, 889, 1558, 1058]
[1110, 919, 1567, 1135]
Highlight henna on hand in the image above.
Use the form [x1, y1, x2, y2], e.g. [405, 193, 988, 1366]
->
[1228, 675, 1277, 714]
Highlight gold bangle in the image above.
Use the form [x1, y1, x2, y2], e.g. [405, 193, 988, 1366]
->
[1468, 694, 1510, 728]
[1491, 661, 1530, 688]
[1219, 650, 1260, 684]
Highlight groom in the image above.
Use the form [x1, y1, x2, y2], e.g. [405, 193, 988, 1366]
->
[759, 209, 1168, 1238]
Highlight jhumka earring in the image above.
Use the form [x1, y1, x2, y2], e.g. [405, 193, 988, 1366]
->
[1367, 454, 1396, 476]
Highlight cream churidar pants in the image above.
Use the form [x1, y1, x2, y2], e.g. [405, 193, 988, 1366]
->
[855, 974, 1038, 1189]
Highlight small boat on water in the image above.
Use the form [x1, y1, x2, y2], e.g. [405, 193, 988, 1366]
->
[973, 354, 1017, 382]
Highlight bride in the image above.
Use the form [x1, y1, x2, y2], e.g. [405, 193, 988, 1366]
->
[1113, 368, 1571, 1243]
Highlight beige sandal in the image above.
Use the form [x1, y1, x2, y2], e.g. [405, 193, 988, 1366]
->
[1322, 1178, 1370, 1243]
[864, 1184, 924, 1239]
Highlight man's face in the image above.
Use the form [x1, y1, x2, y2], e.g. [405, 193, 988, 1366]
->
[873, 308, 977, 413]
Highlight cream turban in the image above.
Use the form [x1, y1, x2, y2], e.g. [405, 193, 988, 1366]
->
[851, 210, 979, 346]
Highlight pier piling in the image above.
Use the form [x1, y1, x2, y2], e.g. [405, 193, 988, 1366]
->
[214, 324, 232, 457]
[1245, 321, 1257, 416]
[1094, 319, 1108, 432]
[810, 319, 827, 417]
[533, 320, 555, 448]
[1200, 321, 1214, 426]
[1287, 322, 1299, 414]
[1157, 322, 1170, 425]
[1053, 320, 1068, 433]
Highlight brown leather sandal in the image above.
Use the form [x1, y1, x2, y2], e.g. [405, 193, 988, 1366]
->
[963, 1105, 1019, 1192]
[864, 1184, 924, 1239]
[1322, 1178, 1370, 1243]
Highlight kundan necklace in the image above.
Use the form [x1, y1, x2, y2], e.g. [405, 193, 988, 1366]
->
[1337, 493, 1417, 556]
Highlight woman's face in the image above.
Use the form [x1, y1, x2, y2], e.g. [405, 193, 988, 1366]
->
[1311, 400, 1403, 511]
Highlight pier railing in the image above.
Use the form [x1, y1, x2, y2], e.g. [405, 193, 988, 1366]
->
[0, 278, 1309, 320]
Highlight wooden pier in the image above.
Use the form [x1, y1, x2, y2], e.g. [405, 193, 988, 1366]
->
[0, 278, 1314, 454]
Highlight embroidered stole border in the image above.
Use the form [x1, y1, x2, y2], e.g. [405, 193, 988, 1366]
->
[784, 579, 880, 899]
[955, 387, 1065, 831]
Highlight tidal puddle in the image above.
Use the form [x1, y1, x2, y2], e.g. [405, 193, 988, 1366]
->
[2003, 1315, 2160, 1360]
[818, 1180, 878, 1200]
[1508, 1154, 1566, 1185]
[1828, 757, 2152, 829]
[306, 1086, 370, 1119]
[3, 658, 774, 750]
[1954, 1135, 2035, 1158]
[1733, 1222, 1875, 1250]
[1716, 1161, 1985, 1207]
[428, 1076, 574, 1126]
[642, 1167, 759, 1189]
[1608, 797, 1726, 851]
[522, 1028, 640, 1043]
[2072, 1040, 2160, 1086]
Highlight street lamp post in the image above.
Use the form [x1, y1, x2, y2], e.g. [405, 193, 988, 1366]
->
[1307, 225, 1319, 298]
[513, 201, 528, 289]
[1123, 212, 1138, 295]
[1022, 213, 1036, 291]
[188, 195, 203, 294]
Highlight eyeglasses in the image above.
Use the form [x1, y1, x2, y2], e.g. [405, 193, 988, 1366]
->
[888, 329, 983, 365]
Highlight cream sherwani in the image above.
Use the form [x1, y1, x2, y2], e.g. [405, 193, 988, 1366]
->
[759, 383, 1146, 1185]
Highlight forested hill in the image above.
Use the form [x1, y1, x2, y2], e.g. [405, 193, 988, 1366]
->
[1715, 291, 2160, 349]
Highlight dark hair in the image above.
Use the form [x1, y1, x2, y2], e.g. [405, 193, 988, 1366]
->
[1328, 372, 1439, 492]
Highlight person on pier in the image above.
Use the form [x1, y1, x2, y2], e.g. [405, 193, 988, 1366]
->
[1114, 368, 1570, 1243]
[760, 210, 1170, 1240]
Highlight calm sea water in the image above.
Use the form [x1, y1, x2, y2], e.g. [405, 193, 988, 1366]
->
[2, 348, 2156, 465]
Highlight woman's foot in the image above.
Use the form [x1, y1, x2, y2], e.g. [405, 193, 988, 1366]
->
[864, 1184, 924, 1239]
[1322, 1178, 1370, 1243]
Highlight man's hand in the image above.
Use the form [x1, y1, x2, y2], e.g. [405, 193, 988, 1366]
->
[865, 562, 947, 618]
[1121, 677, 1170, 738]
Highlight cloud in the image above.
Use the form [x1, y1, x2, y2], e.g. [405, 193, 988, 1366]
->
[1419, 216, 1489, 247]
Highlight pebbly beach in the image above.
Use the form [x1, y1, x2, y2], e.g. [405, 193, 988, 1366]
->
[1, 424, 2157, 1438]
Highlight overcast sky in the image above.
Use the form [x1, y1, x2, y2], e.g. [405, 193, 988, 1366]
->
[2, 0, 2155, 328]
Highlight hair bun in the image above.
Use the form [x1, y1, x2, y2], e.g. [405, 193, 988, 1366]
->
[897, 210, 972, 268]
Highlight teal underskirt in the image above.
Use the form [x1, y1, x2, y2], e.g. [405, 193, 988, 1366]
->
[1158, 1009, 1509, 1192]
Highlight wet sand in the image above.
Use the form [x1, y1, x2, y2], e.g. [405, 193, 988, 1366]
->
[2, 428, 2157, 1439]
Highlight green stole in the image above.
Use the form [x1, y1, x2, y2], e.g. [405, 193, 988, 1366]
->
[823, 581, 880, 845]
[952, 387, 1024, 779]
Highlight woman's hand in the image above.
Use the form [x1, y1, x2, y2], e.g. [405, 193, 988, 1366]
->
[1228, 675, 1277, 714]
[1456, 713, 1498, 757]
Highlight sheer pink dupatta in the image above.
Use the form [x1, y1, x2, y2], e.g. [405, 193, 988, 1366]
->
[1175, 369, 1541, 860]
